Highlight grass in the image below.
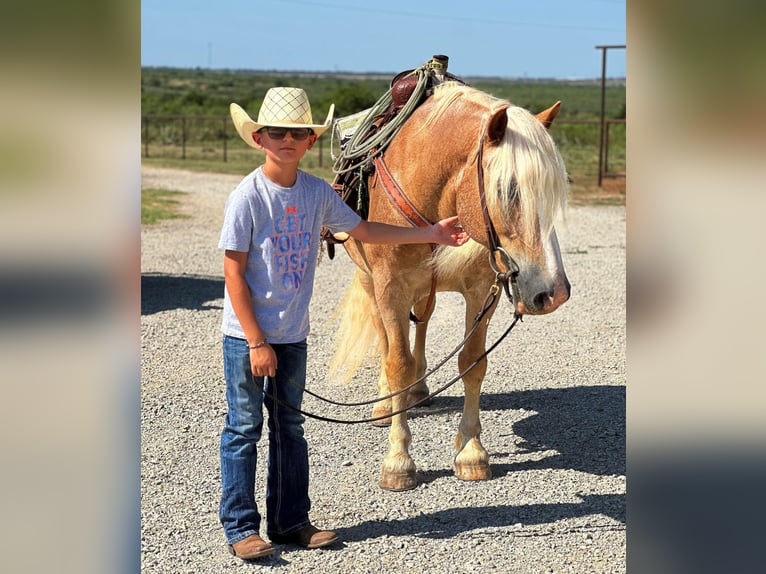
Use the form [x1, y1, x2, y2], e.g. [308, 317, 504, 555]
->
[142, 143, 625, 207]
[141, 188, 189, 225]
[141, 68, 625, 207]
[141, 67, 626, 121]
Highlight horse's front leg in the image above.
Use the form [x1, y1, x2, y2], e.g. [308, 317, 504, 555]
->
[453, 293, 497, 481]
[378, 311, 418, 491]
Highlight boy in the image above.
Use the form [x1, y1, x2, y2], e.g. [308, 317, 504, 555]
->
[219, 87, 468, 560]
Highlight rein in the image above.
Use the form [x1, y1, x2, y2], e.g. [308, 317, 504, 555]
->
[291, 282, 499, 408]
[251, 282, 521, 425]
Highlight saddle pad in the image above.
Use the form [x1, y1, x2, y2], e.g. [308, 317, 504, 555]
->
[331, 107, 372, 160]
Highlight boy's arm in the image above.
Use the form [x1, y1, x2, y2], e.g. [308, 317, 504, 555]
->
[348, 215, 469, 246]
[223, 250, 277, 377]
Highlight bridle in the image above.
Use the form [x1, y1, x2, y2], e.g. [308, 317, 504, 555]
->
[253, 129, 526, 423]
[476, 134, 523, 318]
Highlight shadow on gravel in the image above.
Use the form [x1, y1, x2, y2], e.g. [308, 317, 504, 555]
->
[411, 384, 625, 478]
[141, 273, 224, 315]
[336, 385, 625, 543]
[336, 493, 625, 542]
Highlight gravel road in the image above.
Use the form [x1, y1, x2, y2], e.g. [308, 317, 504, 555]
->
[141, 165, 626, 573]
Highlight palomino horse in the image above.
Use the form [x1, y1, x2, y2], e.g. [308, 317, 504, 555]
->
[330, 82, 570, 491]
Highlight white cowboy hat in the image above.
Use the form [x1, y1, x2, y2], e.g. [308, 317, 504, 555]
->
[230, 87, 335, 148]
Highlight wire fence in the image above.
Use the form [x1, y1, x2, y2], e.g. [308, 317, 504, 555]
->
[141, 115, 625, 181]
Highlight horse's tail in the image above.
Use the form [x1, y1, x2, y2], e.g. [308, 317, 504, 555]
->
[329, 269, 379, 384]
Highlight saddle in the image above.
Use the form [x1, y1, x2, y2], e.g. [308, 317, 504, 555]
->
[322, 55, 465, 259]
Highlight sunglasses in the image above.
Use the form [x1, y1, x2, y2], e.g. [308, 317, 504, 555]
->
[259, 126, 314, 141]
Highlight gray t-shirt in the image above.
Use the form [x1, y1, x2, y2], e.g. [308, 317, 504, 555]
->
[218, 167, 362, 343]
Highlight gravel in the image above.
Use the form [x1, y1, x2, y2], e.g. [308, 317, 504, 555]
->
[141, 165, 626, 573]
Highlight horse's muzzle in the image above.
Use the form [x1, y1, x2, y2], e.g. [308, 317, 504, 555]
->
[516, 277, 570, 315]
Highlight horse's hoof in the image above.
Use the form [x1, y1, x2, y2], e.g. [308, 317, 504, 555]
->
[453, 462, 492, 482]
[379, 470, 418, 491]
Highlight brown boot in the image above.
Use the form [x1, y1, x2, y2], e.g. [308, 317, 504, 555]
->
[269, 524, 338, 549]
[228, 534, 275, 560]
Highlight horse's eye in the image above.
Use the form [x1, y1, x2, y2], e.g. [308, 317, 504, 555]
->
[502, 180, 519, 203]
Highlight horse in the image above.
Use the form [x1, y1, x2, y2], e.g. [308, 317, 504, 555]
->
[329, 82, 570, 491]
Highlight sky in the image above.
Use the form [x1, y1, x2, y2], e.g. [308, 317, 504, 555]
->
[141, 0, 625, 79]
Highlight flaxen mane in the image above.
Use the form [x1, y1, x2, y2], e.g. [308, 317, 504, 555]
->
[424, 83, 568, 282]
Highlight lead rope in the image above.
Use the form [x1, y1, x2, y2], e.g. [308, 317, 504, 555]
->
[289, 283, 500, 409]
[251, 304, 520, 425]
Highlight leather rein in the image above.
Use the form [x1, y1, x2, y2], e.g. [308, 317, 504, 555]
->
[251, 136, 525, 425]
[252, 287, 520, 425]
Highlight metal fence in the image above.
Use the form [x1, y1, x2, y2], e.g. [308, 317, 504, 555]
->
[141, 114, 333, 169]
[141, 115, 625, 181]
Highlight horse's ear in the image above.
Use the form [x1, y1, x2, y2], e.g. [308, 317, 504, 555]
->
[487, 106, 509, 143]
[535, 101, 561, 129]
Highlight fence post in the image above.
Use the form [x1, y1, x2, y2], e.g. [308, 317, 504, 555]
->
[604, 120, 611, 176]
[143, 116, 149, 158]
[181, 116, 187, 160]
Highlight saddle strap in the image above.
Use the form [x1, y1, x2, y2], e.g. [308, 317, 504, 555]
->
[373, 155, 433, 228]
[372, 155, 437, 324]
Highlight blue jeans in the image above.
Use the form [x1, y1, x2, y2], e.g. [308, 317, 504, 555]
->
[219, 335, 311, 544]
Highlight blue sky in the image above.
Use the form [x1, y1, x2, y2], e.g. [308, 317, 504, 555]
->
[141, 0, 625, 79]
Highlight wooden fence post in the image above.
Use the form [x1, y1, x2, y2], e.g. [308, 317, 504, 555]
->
[143, 116, 149, 158]
[181, 116, 187, 160]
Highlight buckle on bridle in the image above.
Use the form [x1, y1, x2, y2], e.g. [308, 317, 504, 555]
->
[488, 246, 522, 313]
[488, 246, 519, 284]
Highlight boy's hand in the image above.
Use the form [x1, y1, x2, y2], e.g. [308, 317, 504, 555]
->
[432, 216, 470, 246]
[250, 344, 277, 378]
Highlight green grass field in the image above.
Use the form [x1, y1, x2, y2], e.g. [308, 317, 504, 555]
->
[142, 67, 625, 206]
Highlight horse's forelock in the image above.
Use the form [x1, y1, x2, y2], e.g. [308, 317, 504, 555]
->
[418, 83, 568, 237]
[486, 106, 568, 238]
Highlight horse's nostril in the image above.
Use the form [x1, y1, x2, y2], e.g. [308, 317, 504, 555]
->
[534, 290, 553, 310]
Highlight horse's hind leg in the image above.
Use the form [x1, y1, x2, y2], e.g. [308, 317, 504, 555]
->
[370, 312, 393, 426]
[371, 297, 432, 426]
[453, 297, 496, 481]
[408, 296, 434, 407]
